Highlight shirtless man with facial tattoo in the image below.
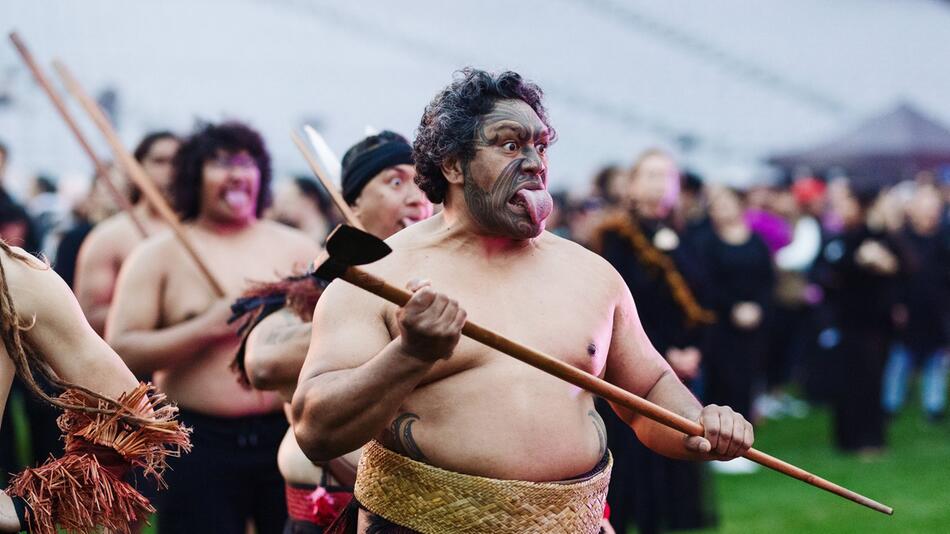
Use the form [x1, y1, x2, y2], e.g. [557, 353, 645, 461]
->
[293, 69, 754, 534]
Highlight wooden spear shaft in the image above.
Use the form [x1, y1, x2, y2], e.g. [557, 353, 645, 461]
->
[53, 60, 227, 297]
[291, 131, 365, 231]
[8, 32, 148, 237]
[334, 263, 894, 516]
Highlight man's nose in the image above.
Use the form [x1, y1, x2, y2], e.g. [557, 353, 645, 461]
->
[520, 150, 545, 176]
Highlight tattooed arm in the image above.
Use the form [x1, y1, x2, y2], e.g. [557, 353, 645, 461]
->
[244, 308, 312, 400]
[293, 278, 465, 462]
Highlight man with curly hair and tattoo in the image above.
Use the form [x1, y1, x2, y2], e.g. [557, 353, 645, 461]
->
[292, 69, 755, 534]
[106, 121, 318, 533]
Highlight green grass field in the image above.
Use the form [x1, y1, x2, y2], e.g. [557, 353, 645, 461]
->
[678, 403, 950, 534]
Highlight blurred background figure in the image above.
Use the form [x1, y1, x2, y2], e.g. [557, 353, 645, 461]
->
[26, 173, 67, 256]
[266, 175, 335, 243]
[52, 163, 132, 289]
[73, 131, 179, 335]
[693, 185, 774, 475]
[811, 182, 902, 455]
[593, 148, 717, 534]
[882, 183, 950, 423]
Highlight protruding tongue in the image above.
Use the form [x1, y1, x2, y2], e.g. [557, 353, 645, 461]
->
[515, 188, 553, 225]
[224, 189, 250, 210]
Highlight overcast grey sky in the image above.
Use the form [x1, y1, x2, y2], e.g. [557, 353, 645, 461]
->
[2, 0, 949, 194]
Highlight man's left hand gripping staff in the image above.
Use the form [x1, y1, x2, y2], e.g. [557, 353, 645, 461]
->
[685, 404, 755, 460]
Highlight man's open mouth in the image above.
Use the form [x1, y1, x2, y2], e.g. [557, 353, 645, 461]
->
[507, 182, 552, 225]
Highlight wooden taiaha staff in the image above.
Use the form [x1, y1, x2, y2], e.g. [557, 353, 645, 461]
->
[291, 130, 365, 231]
[53, 60, 227, 298]
[316, 225, 894, 516]
[8, 32, 148, 238]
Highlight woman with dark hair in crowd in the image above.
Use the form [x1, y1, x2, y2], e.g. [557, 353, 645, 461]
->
[592, 149, 718, 534]
[693, 186, 774, 473]
[812, 183, 902, 454]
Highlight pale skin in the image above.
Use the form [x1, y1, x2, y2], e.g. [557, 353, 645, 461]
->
[106, 151, 318, 416]
[75, 137, 179, 335]
[292, 99, 754, 503]
[0, 247, 139, 532]
[244, 163, 431, 486]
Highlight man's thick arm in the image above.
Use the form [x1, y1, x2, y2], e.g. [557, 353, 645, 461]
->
[244, 308, 313, 399]
[104, 244, 223, 376]
[0, 491, 19, 533]
[73, 228, 120, 335]
[3, 248, 138, 399]
[605, 276, 753, 460]
[292, 281, 436, 462]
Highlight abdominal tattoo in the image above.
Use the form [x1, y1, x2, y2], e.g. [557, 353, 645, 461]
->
[389, 413, 428, 461]
[589, 410, 608, 457]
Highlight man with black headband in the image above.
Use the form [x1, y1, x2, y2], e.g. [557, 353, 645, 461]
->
[235, 130, 432, 533]
[293, 69, 754, 534]
[342, 130, 429, 236]
[106, 122, 318, 533]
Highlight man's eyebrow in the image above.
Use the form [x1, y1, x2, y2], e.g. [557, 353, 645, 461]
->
[485, 122, 540, 140]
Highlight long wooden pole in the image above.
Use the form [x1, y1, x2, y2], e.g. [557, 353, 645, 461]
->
[8, 32, 148, 237]
[332, 263, 893, 516]
[53, 60, 227, 297]
[291, 130, 365, 231]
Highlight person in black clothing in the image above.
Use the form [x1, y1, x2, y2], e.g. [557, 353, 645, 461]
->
[592, 149, 718, 534]
[882, 184, 950, 421]
[695, 186, 775, 420]
[812, 184, 901, 453]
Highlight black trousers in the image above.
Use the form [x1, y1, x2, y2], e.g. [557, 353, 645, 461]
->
[833, 330, 888, 451]
[154, 408, 288, 534]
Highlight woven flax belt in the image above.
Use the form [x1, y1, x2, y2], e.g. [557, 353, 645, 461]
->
[355, 440, 612, 534]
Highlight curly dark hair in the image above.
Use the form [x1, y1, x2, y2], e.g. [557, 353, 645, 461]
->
[172, 121, 272, 221]
[412, 68, 554, 203]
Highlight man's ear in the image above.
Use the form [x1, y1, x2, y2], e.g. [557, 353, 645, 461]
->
[442, 157, 464, 186]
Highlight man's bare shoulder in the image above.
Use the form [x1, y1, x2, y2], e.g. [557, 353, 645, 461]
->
[1, 246, 61, 316]
[542, 231, 624, 286]
[1, 245, 47, 277]
[256, 220, 320, 267]
[257, 219, 315, 245]
[82, 212, 142, 253]
[121, 228, 179, 269]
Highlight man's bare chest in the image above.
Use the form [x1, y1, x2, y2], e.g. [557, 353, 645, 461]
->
[160, 240, 300, 323]
[381, 266, 615, 378]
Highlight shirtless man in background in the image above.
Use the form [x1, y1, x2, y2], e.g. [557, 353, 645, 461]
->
[107, 122, 317, 534]
[293, 69, 754, 533]
[243, 130, 431, 533]
[74, 131, 179, 334]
